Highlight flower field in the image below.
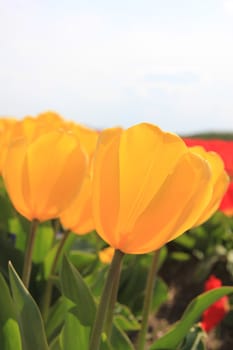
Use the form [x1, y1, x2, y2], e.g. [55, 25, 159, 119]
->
[0, 112, 232, 350]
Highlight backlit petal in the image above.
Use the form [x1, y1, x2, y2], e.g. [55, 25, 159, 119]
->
[117, 123, 187, 234]
[92, 128, 122, 247]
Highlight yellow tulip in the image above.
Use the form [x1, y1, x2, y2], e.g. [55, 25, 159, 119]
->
[10, 112, 64, 142]
[98, 246, 115, 264]
[3, 129, 87, 222]
[36, 110, 64, 125]
[59, 124, 99, 234]
[190, 146, 229, 226]
[0, 117, 17, 173]
[92, 123, 214, 254]
[60, 174, 94, 234]
[63, 122, 99, 157]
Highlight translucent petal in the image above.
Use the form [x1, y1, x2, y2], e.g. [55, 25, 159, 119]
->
[117, 123, 187, 234]
[60, 174, 94, 234]
[3, 139, 32, 220]
[119, 152, 212, 254]
[92, 128, 122, 247]
[26, 130, 87, 221]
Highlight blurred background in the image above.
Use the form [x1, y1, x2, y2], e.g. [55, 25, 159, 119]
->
[1, 0, 233, 134]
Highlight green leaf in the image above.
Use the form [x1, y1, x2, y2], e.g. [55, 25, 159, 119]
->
[8, 262, 49, 350]
[150, 286, 233, 350]
[119, 249, 167, 315]
[174, 233, 196, 249]
[86, 265, 108, 297]
[45, 297, 73, 343]
[170, 252, 191, 261]
[43, 233, 76, 280]
[60, 311, 90, 350]
[8, 216, 29, 252]
[151, 277, 168, 313]
[49, 336, 62, 350]
[0, 233, 24, 278]
[32, 222, 54, 263]
[0, 273, 22, 350]
[43, 243, 60, 280]
[110, 322, 134, 350]
[0, 182, 15, 232]
[114, 304, 140, 331]
[68, 250, 97, 274]
[178, 325, 206, 350]
[60, 256, 96, 326]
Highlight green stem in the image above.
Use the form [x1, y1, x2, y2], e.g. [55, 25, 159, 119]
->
[89, 249, 124, 350]
[136, 249, 161, 350]
[22, 219, 39, 289]
[190, 331, 205, 350]
[104, 253, 122, 338]
[41, 229, 71, 321]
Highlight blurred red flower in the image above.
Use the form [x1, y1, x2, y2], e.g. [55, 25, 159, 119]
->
[183, 138, 233, 216]
[200, 275, 229, 332]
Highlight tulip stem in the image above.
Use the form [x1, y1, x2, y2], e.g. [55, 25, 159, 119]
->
[136, 249, 161, 350]
[104, 251, 122, 338]
[22, 219, 39, 289]
[42, 229, 71, 321]
[89, 249, 124, 350]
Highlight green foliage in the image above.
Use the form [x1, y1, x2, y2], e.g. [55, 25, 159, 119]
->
[110, 323, 135, 350]
[60, 312, 90, 350]
[0, 176, 233, 349]
[170, 212, 233, 281]
[45, 297, 73, 343]
[118, 247, 168, 314]
[150, 287, 233, 350]
[178, 325, 206, 350]
[60, 256, 96, 326]
[8, 262, 49, 350]
[0, 273, 22, 350]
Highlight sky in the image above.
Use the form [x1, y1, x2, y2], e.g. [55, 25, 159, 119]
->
[1, 0, 233, 135]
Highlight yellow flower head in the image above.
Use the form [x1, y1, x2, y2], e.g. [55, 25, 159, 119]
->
[190, 146, 229, 226]
[59, 126, 99, 234]
[10, 112, 64, 142]
[3, 129, 87, 222]
[0, 117, 17, 173]
[92, 123, 217, 254]
[99, 246, 115, 264]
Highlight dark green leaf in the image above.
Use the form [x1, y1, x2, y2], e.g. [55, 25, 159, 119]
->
[68, 250, 97, 274]
[8, 262, 49, 350]
[49, 336, 62, 350]
[170, 252, 191, 261]
[178, 325, 206, 350]
[46, 297, 73, 343]
[60, 256, 96, 326]
[114, 304, 140, 331]
[0, 273, 22, 350]
[110, 322, 134, 350]
[151, 277, 168, 312]
[60, 312, 90, 350]
[32, 223, 54, 263]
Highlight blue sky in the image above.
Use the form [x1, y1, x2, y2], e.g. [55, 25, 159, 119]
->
[1, 0, 233, 135]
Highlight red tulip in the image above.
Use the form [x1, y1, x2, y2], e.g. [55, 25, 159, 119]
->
[200, 275, 229, 332]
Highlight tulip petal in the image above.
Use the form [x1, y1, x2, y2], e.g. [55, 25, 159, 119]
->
[119, 152, 212, 254]
[92, 128, 122, 247]
[25, 130, 87, 221]
[117, 123, 187, 235]
[45, 140, 87, 219]
[3, 139, 32, 220]
[60, 174, 94, 234]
